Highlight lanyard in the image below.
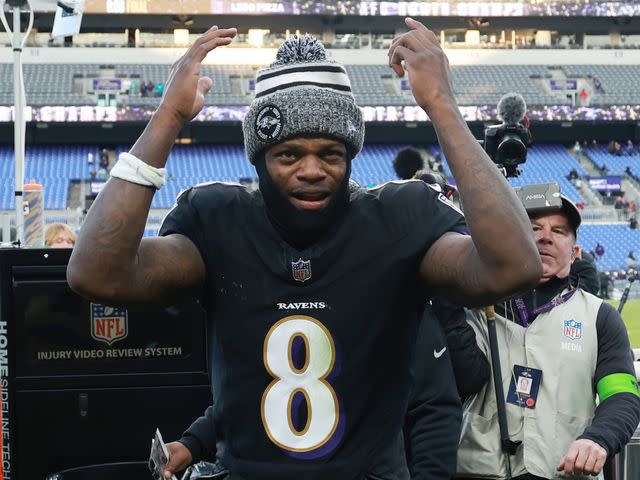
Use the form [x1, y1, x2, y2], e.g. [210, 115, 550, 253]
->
[514, 289, 577, 327]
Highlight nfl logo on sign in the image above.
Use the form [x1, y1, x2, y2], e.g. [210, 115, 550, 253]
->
[91, 303, 128, 345]
[563, 319, 582, 341]
[291, 258, 312, 283]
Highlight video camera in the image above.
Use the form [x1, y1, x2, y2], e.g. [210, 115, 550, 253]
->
[484, 93, 533, 178]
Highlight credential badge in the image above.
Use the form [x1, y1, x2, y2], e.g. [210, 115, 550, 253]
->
[563, 319, 582, 341]
[292, 258, 312, 283]
[255, 105, 284, 143]
[91, 303, 128, 345]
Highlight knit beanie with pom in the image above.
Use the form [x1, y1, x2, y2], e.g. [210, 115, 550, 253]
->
[242, 34, 365, 164]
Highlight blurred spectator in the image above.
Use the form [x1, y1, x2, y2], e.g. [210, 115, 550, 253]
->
[623, 197, 630, 220]
[627, 251, 637, 270]
[89, 166, 96, 180]
[631, 216, 638, 230]
[593, 78, 602, 92]
[626, 166, 634, 177]
[44, 223, 76, 249]
[392, 147, 424, 180]
[578, 88, 589, 106]
[87, 152, 94, 165]
[413, 170, 456, 200]
[130, 80, 140, 95]
[613, 197, 629, 220]
[576, 200, 586, 210]
[154, 83, 165, 97]
[607, 140, 622, 156]
[99, 148, 109, 169]
[568, 168, 579, 180]
[599, 271, 612, 299]
[97, 167, 108, 180]
[595, 242, 605, 258]
[624, 140, 637, 156]
[572, 141, 581, 159]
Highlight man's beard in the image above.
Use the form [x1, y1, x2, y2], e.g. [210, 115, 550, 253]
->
[255, 156, 351, 250]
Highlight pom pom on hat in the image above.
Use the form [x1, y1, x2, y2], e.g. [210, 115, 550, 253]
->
[273, 34, 327, 66]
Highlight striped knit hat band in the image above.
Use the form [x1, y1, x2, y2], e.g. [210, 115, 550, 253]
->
[254, 62, 353, 99]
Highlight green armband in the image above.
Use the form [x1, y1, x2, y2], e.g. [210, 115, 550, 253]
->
[597, 373, 640, 403]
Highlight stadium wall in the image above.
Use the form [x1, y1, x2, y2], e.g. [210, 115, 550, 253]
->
[1, 118, 638, 147]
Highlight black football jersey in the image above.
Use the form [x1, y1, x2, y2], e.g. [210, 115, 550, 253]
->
[159, 180, 465, 480]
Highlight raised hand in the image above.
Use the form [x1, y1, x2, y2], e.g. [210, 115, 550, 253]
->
[388, 17, 455, 113]
[160, 26, 237, 125]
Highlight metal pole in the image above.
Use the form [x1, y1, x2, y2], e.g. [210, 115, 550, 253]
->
[618, 275, 636, 314]
[485, 305, 521, 479]
[12, 5, 25, 246]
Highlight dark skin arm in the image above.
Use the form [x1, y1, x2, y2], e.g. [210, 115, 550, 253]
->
[67, 26, 237, 308]
[389, 18, 542, 306]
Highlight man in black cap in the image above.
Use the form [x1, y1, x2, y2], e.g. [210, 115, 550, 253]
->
[457, 193, 640, 480]
[68, 19, 541, 480]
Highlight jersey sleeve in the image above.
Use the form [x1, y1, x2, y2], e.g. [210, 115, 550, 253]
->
[159, 188, 208, 267]
[379, 180, 466, 254]
[178, 405, 217, 463]
[420, 182, 467, 240]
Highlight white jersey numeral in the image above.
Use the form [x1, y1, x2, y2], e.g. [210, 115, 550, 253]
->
[261, 315, 339, 452]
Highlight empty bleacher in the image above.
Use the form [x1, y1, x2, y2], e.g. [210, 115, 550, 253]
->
[0, 143, 592, 209]
[579, 223, 640, 271]
[583, 145, 640, 175]
[562, 65, 640, 105]
[1, 63, 640, 107]
[451, 65, 566, 107]
[0, 144, 97, 209]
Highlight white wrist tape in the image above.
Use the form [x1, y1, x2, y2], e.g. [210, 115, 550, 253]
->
[110, 152, 167, 189]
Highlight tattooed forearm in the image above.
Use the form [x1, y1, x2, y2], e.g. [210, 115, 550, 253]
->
[67, 110, 205, 307]
[424, 103, 542, 302]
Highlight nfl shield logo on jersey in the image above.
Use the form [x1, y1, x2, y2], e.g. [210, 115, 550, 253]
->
[563, 319, 582, 340]
[291, 258, 312, 283]
[90, 303, 128, 345]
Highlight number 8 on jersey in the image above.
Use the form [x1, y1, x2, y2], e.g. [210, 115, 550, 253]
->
[261, 315, 340, 453]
